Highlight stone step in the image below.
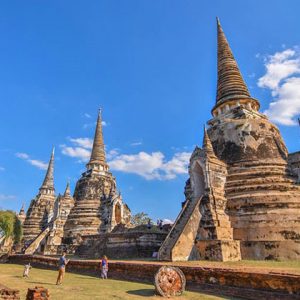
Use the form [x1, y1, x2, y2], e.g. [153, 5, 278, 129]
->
[228, 165, 287, 174]
[226, 182, 300, 195]
[225, 176, 295, 188]
[227, 170, 292, 181]
[158, 197, 202, 259]
[226, 190, 300, 201]
[228, 162, 286, 170]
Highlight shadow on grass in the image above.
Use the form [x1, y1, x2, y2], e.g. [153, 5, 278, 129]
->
[127, 289, 156, 297]
[27, 281, 57, 286]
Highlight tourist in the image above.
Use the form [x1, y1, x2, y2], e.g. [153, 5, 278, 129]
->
[147, 219, 152, 229]
[157, 219, 163, 230]
[100, 255, 108, 279]
[56, 251, 69, 285]
[23, 262, 32, 278]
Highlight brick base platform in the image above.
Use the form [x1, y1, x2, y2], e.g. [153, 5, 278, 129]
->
[7, 254, 300, 300]
[0, 284, 20, 300]
[26, 287, 49, 300]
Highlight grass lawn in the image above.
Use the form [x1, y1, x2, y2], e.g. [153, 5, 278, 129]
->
[0, 264, 235, 300]
[169, 259, 300, 274]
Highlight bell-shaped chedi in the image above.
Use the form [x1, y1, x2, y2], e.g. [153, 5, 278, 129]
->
[22, 148, 56, 246]
[159, 19, 300, 261]
[63, 110, 131, 245]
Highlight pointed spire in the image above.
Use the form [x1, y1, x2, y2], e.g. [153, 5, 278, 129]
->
[64, 181, 71, 197]
[216, 18, 251, 104]
[19, 203, 25, 214]
[87, 109, 107, 167]
[202, 126, 215, 156]
[40, 148, 55, 191]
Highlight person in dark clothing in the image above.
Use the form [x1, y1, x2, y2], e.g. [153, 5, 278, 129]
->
[56, 251, 69, 285]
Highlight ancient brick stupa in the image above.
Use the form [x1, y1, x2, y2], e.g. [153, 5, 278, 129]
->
[159, 19, 300, 261]
[22, 149, 56, 247]
[63, 110, 131, 245]
[17, 204, 26, 225]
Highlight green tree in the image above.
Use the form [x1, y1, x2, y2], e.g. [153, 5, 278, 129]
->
[131, 212, 152, 226]
[0, 210, 22, 243]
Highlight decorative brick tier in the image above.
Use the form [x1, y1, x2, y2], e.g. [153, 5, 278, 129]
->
[7, 255, 300, 299]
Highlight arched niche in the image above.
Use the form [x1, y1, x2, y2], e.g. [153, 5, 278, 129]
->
[114, 203, 122, 225]
[191, 161, 206, 200]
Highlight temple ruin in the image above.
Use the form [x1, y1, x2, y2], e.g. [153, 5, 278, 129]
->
[158, 19, 300, 261]
[19, 19, 300, 261]
[62, 110, 132, 249]
[21, 111, 132, 255]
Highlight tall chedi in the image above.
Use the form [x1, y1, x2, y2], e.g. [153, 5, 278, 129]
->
[159, 19, 300, 261]
[63, 110, 131, 245]
[23, 148, 56, 246]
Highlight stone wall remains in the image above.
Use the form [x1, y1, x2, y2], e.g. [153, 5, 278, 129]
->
[76, 231, 167, 259]
[7, 255, 300, 299]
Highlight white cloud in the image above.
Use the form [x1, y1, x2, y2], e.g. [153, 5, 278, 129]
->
[0, 194, 16, 201]
[60, 145, 91, 162]
[61, 137, 94, 162]
[84, 113, 91, 118]
[258, 47, 300, 125]
[16, 152, 48, 170]
[109, 151, 191, 180]
[162, 218, 174, 225]
[0, 166, 5, 171]
[162, 152, 191, 179]
[69, 137, 93, 149]
[106, 149, 119, 160]
[102, 121, 107, 127]
[16, 153, 29, 160]
[130, 141, 143, 146]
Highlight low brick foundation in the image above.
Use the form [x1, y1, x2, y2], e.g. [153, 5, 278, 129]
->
[26, 287, 49, 300]
[0, 284, 20, 300]
[7, 255, 300, 299]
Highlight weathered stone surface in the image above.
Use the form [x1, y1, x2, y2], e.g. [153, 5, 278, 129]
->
[288, 151, 300, 182]
[159, 19, 300, 262]
[22, 149, 56, 248]
[17, 205, 26, 225]
[26, 287, 49, 300]
[76, 228, 167, 259]
[154, 266, 186, 297]
[63, 111, 131, 248]
[21, 111, 132, 255]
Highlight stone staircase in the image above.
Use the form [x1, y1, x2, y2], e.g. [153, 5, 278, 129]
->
[25, 227, 50, 255]
[158, 196, 202, 261]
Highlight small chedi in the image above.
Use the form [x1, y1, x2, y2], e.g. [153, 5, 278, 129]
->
[21, 111, 133, 255]
[158, 19, 300, 261]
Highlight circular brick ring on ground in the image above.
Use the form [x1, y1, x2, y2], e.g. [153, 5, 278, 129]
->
[154, 266, 186, 297]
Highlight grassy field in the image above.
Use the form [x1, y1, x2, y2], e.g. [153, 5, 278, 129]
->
[0, 264, 235, 300]
[169, 259, 300, 273]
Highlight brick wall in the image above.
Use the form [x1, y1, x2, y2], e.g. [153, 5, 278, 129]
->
[7, 255, 300, 300]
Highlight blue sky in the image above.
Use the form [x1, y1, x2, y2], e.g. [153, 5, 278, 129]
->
[0, 1, 300, 221]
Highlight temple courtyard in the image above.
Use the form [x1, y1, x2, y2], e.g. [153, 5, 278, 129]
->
[1, 260, 300, 299]
[0, 263, 231, 300]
